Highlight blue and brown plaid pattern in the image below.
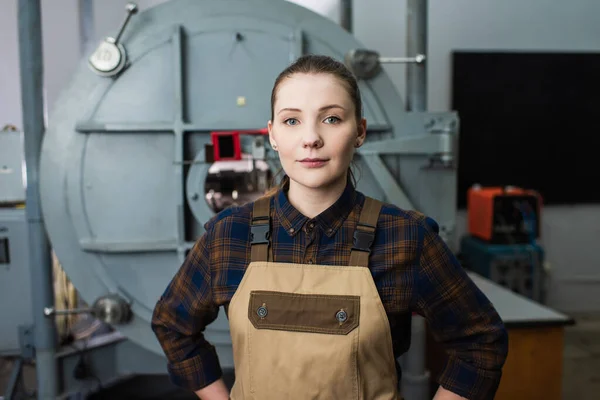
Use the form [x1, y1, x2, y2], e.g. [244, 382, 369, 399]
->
[151, 181, 508, 398]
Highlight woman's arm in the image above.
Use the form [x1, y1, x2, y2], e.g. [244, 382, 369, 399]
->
[413, 216, 509, 400]
[151, 226, 226, 397]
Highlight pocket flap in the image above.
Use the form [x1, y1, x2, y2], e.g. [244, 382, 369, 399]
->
[248, 291, 360, 335]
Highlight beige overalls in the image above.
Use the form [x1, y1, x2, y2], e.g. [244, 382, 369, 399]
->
[228, 195, 401, 399]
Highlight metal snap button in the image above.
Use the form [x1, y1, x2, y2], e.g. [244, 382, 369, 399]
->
[336, 309, 348, 324]
[257, 304, 268, 319]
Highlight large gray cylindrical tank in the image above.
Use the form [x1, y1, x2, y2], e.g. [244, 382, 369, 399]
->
[40, 0, 449, 369]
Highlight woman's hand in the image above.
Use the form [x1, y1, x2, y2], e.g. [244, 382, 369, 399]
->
[433, 386, 469, 400]
[194, 379, 230, 400]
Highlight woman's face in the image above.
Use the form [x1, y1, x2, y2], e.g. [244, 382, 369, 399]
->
[268, 73, 366, 191]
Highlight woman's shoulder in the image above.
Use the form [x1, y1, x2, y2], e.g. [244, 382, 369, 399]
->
[362, 194, 440, 235]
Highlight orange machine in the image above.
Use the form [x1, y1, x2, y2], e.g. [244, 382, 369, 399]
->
[467, 185, 542, 244]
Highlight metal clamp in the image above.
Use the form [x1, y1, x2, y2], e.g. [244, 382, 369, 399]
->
[88, 3, 138, 77]
[345, 49, 426, 80]
[44, 294, 132, 325]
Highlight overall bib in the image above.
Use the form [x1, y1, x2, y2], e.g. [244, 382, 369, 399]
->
[228, 195, 401, 400]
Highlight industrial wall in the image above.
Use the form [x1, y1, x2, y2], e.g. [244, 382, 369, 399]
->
[1, 0, 599, 311]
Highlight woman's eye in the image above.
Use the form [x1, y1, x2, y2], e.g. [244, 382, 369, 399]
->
[324, 116, 340, 124]
[284, 118, 299, 126]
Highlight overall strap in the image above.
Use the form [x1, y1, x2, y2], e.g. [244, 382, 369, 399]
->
[250, 196, 273, 262]
[348, 196, 383, 267]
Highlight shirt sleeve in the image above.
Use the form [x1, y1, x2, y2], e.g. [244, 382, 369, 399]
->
[151, 224, 222, 391]
[414, 216, 509, 400]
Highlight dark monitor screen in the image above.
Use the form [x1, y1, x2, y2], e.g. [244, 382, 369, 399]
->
[452, 51, 600, 208]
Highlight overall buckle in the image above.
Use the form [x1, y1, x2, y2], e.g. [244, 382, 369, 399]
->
[352, 226, 375, 253]
[250, 222, 270, 245]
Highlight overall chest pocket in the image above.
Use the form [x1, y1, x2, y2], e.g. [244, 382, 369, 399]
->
[247, 291, 361, 399]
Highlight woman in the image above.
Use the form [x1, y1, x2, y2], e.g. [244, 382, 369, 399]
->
[151, 54, 509, 400]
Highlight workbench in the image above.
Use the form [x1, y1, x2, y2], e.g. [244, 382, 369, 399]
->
[426, 272, 574, 400]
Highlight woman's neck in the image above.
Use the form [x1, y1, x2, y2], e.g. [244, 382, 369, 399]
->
[286, 175, 348, 219]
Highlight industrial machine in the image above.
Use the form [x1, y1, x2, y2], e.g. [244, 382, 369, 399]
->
[0, 127, 34, 359]
[460, 185, 545, 302]
[467, 185, 542, 244]
[7, 0, 458, 398]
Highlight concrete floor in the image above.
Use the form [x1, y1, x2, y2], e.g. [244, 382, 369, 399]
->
[2, 312, 600, 399]
[561, 313, 600, 400]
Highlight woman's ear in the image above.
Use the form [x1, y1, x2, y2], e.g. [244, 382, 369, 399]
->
[355, 118, 367, 148]
[267, 120, 277, 150]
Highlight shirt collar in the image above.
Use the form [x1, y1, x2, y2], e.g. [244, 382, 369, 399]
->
[274, 178, 358, 237]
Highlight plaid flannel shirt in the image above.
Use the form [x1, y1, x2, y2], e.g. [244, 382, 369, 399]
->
[151, 181, 508, 399]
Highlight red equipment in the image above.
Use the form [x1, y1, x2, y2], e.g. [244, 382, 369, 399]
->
[210, 128, 268, 161]
[467, 185, 542, 244]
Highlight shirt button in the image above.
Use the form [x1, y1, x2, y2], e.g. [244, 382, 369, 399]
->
[308, 222, 315, 229]
[289, 228, 295, 233]
[308, 259, 313, 264]
[327, 228, 333, 234]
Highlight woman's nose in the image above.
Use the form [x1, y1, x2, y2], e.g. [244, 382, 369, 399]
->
[302, 128, 324, 148]
[303, 137, 324, 148]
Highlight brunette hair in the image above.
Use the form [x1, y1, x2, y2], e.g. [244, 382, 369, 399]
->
[267, 54, 362, 194]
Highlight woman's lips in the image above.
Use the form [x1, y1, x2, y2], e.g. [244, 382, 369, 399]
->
[298, 158, 329, 168]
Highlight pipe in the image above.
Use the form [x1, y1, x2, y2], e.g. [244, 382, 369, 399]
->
[401, 315, 429, 400]
[406, 0, 427, 112]
[78, 0, 95, 56]
[17, 1, 59, 399]
[340, 0, 352, 33]
[402, 2, 430, 400]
